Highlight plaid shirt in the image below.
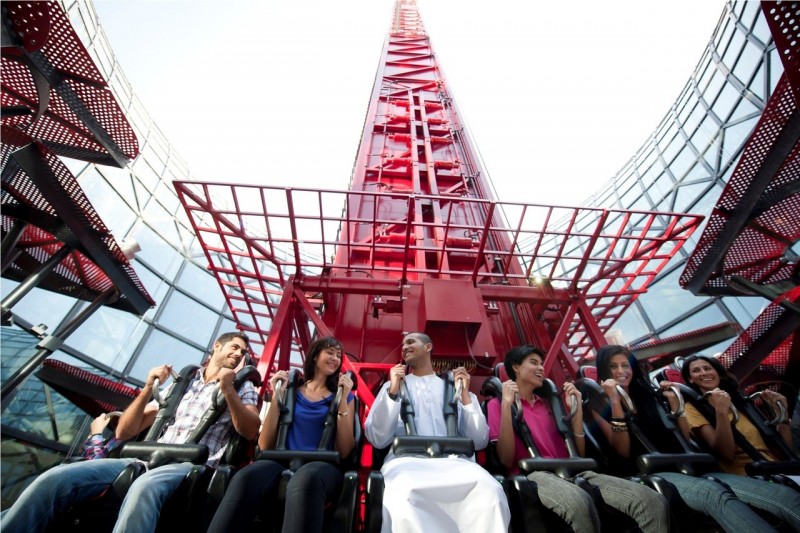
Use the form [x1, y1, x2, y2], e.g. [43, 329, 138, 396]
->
[156, 368, 258, 467]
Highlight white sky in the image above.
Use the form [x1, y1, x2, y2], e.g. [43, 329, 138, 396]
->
[93, 0, 727, 208]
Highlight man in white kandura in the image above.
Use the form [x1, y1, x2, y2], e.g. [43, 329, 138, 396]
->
[365, 332, 510, 533]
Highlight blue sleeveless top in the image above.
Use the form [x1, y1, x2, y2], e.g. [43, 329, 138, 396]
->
[287, 390, 354, 451]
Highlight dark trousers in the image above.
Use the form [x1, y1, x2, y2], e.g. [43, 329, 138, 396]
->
[207, 460, 344, 533]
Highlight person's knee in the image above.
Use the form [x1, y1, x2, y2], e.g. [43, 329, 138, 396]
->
[640, 489, 669, 516]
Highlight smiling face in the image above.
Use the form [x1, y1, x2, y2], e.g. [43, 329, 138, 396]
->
[314, 345, 343, 377]
[686, 359, 721, 392]
[513, 352, 544, 388]
[608, 353, 632, 389]
[401, 333, 431, 368]
[212, 336, 248, 369]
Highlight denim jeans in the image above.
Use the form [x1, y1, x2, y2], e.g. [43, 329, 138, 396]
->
[112, 462, 195, 533]
[526, 471, 601, 533]
[656, 471, 774, 532]
[0, 458, 196, 533]
[0, 458, 136, 532]
[711, 472, 800, 531]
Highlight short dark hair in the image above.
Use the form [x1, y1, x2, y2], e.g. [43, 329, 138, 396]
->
[215, 331, 249, 350]
[503, 345, 544, 381]
[303, 336, 344, 393]
[406, 332, 432, 345]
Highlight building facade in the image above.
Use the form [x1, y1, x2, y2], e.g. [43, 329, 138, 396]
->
[0, 0, 783, 507]
[575, 0, 782, 348]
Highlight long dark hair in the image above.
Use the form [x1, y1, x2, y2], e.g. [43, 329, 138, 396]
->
[595, 345, 676, 449]
[680, 354, 739, 396]
[303, 336, 344, 393]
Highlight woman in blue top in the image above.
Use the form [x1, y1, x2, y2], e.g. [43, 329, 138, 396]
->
[208, 336, 355, 533]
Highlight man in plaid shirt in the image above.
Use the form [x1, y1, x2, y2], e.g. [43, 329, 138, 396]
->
[1, 331, 261, 533]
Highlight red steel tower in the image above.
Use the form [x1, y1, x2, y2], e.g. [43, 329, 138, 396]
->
[175, 0, 702, 406]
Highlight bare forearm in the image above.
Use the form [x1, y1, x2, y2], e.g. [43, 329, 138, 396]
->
[116, 384, 153, 440]
[222, 386, 259, 440]
[335, 400, 355, 458]
[258, 402, 280, 450]
[497, 405, 517, 469]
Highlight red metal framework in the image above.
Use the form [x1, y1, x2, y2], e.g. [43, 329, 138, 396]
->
[175, 182, 702, 402]
[719, 285, 800, 388]
[1, 1, 138, 167]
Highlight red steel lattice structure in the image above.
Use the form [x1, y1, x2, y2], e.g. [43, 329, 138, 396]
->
[175, 0, 702, 405]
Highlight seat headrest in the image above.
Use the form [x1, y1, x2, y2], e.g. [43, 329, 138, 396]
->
[578, 366, 597, 381]
[494, 363, 510, 382]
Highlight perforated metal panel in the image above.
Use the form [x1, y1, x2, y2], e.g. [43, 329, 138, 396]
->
[680, 74, 800, 295]
[1, 127, 154, 314]
[1, 1, 138, 166]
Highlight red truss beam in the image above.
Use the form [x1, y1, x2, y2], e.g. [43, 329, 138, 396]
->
[1, 1, 138, 167]
[174, 181, 702, 365]
[626, 321, 741, 368]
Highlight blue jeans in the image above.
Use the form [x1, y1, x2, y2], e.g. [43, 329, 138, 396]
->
[711, 472, 800, 531]
[0, 458, 136, 532]
[112, 462, 195, 533]
[0, 458, 195, 533]
[656, 471, 774, 532]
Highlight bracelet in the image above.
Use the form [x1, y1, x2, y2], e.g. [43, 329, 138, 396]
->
[573, 431, 585, 438]
[387, 391, 399, 402]
[337, 410, 349, 417]
[611, 417, 626, 423]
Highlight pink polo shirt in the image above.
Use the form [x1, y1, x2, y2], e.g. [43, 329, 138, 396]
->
[487, 396, 569, 474]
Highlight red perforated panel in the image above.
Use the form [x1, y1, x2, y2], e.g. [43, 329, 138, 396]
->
[762, 1, 800, 105]
[720, 286, 800, 383]
[1, 1, 138, 166]
[680, 74, 800, 294]
[1, 127, 154, 313]
[36, 358, 139, 415]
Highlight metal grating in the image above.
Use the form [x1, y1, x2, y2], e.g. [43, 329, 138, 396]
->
[630, 322, 741, 365]
[680, 74, 800, 295]
[720, 285, 800, 383]
[1, 1, 138, 167]
[1, 126, 154, 314]
[762, 1, 800, 105]
[35, 358, 139, 416]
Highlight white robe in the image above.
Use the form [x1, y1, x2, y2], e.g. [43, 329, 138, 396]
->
[365, 374, 510, 533]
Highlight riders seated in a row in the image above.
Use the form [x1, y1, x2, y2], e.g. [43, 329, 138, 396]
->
[2, 333, 798, 533]
[592, 345, 800, 532]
